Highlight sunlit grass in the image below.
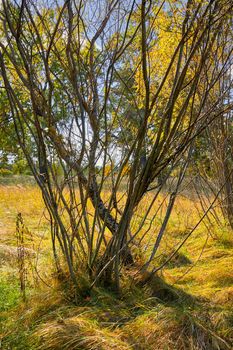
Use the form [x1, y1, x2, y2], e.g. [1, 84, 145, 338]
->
[0, 185, 232, 349]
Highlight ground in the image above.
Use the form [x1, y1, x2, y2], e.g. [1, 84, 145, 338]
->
[0, 182, 232, 349]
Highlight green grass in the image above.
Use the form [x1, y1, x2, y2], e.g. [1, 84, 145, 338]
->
[0, 276, 32, 350]
[0, 277, 21, 313]
[0, 175, 35, 186]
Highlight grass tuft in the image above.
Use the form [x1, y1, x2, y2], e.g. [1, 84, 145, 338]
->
[35, 315, 131, 350]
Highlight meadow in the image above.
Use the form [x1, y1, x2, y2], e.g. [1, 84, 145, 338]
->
[0, 183, 232, 350]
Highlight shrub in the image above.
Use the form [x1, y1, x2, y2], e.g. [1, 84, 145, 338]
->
[0, 168, 13, 177]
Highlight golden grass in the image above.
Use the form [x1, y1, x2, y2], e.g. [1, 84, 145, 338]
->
[0, 185, 233, 349]
[122, 306, 232, 350]
[35, 316, 131, 350]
